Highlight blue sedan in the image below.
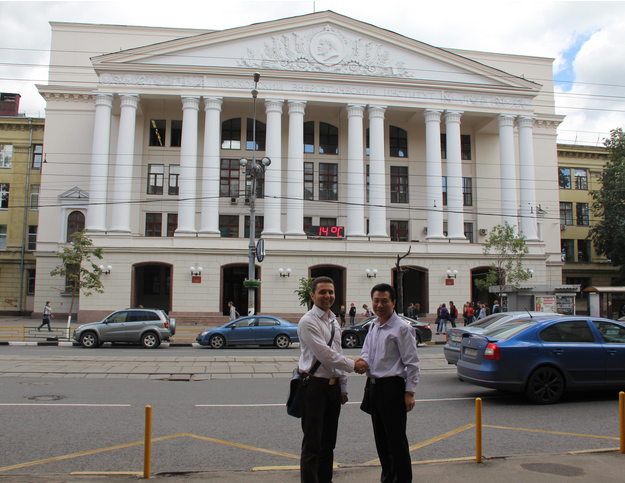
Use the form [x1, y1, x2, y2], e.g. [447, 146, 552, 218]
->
[457, 316, 625, 404]
[196, 316, 299, 349]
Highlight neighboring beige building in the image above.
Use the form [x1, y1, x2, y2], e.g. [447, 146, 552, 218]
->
[0, 93, 43, 314]
[36, 12, 564, 323]
[558, 143, 619, 315]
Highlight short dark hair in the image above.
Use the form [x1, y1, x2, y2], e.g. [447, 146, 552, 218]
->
[312, 276, 334, 294]
[370, 283, 396, 302]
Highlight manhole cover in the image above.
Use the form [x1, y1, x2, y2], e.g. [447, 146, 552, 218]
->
[26, 395, 66, 402]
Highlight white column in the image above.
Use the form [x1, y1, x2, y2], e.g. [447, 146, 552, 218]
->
[86, 92, 113, 234]
[444, 110, 465, 239]
[109, 94, 139, 233]
[199, 97, 222, 235]
[368, 105, 388, 238]
[424, 109, 445, 239]
[346, 104, 366, 238]
[285, 100, 306, 237]
[498, 114, 518, 233]
[175, 96, 200, 235]
[517, 115, 539, 241]
[262, 99, 284, 236]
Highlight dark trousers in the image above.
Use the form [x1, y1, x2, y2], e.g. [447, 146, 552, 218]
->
[370, 377, 412, 483]
[301, 380, 341, 483]
[38, 317, 51, 331]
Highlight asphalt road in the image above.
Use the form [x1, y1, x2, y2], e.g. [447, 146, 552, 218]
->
[0, 345, 622, 476]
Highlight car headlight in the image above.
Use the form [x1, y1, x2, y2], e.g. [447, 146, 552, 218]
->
[199, 331, 209, 336]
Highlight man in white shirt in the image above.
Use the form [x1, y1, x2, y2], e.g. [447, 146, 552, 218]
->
[357, 283, 420, 483]
[297, 276, 367, 483]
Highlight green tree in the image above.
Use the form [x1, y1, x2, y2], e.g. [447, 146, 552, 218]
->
[474, 222, 531, 300]
[50, 230, 105, 323]
[294, 277, 314, 310]
[589, 128, 625, 284]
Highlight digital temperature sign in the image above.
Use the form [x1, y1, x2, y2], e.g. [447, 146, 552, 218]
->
[308, 225, 345, 238]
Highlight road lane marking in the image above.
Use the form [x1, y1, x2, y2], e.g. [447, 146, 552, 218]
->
[196, 397, 487, 408]
[0, 404, 131, 407]
[483, 424, 620, 440]
[183, 433, 301, 460]
[70, 471, 142, 475]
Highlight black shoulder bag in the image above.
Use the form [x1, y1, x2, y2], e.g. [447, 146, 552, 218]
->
[286, 323, 335, 418]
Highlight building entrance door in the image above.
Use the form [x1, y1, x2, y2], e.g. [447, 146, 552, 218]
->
[132, 264, 171, 312]
[222, 264, 260, 316]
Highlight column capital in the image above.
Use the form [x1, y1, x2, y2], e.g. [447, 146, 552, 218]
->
[367, 105, 387, 119]
[346, 104, 365, 118]
[517, 115, 536, 128]
[265, 99, 284, 113]
[497, 114, 516, 127]
[443, 110, 463, 124]
[93, 92, 113, 108]
[288, 100, 307, 114]
[181, 96, 200, 110]
[424, 109, 443, 122]
[203, 97, 223, 111]
[119, 94, 140, 109]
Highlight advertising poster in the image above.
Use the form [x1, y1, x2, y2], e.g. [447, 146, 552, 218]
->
[535, 296, 556, 313]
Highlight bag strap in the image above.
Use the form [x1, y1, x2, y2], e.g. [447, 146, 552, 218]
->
[308, 323, 336, 376]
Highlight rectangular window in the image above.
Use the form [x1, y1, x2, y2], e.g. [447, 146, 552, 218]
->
[304, 162, 314, 200]
[442, 176, 447, 206]
[389, 126, 408, 158]
[561, 239, 574, 262]
[219, 215, 239, 238]
[170, 120, 182, 147]
[463, 177, 473, 206]
[0, 225, 6, 250]
[578, 239, 591, 262]
[147, 165, 164, 195]
[559, 167, 571, 189]
[246, 119, 266, 151]
[245, 165, 264, 199]
[244, 216, 264, 239]
[27, 226, 37, 251]
[0, 144, 13, 168]
[145, 213, 162, 237]
[320, 217, 337, 227]
[0, 184, 9, 209]
[220, 159, 240, 198]
[30, 185, 39, 210]
[366, 165, 370, 203]
[464, 222, 474, 243]
[65, 264, 79, 293]
[149, 120, 166, 147]
[221, 118, 241, 150]
[440, 133, 447, 159]
[27, 269, 35, 295]
[167, 214, 177, 237]
[319, 122, 338, 155]
[560, 202, 573, 225]
[390, 220, 409, 242]
[576, 203, 589, 226]
[461, 135, 471, 160]
[304, 121, 315, 153]
[566, 277, 590, 298]
[32, 144, 43, 169]
[574, 169, 588, 190]
[168, 165, 180, 195]
[390, 166, 408, 203]
[366, 128, 370, 156]
[303, 216, 312, 235]
[319, 163, 338, 201]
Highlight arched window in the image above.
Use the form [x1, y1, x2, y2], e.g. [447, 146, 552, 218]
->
[221, 118, 241, 149]
[67, 211, 85, 241]
[246, 119, 266, 151]
[319, 122, 338, 155]
[389, 126, 408, 157]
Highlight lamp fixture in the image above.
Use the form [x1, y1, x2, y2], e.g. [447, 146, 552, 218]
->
[446, 269, 458, 279]
[278, 268, 291, 278]
[190, 266, 203, 277]
[365, 269, 378, 278]
[527, 269, 534, 278]
[98, 265, 112, 275]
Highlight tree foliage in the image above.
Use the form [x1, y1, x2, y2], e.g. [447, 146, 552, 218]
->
[294, 277, 314, 310]
[474, 223, 531, 297]
[50, 230, 105, 317]
[589, 128, 625, 284]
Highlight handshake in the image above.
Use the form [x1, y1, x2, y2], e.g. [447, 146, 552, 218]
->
[354, 357, 369, 374]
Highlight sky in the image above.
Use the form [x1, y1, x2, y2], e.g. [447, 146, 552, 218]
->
[1, 0, 625, 146]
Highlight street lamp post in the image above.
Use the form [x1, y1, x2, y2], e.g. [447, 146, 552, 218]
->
[240, 73, 270, 316]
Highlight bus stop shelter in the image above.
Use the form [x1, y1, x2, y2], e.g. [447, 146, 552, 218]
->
[583, 286, 625, 318]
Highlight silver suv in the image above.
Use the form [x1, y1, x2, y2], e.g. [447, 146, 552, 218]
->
[73, 308, 176, 349]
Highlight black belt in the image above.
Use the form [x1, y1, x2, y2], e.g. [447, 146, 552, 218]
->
[301, 373, 338, 385]
[369, 376, 404, 385]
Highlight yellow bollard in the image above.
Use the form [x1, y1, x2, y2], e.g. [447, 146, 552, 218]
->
[144, 405, 152, 479]
[618, 391, 625, 454]
[476, 398, 482, 463]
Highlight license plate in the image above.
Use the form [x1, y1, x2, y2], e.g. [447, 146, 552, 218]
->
[452, 334, 462, 343]
[465, 348, 478, 356]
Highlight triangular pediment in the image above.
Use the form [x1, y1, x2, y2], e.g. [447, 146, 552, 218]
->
[58, 186, 89, 200]
[92, 11, 540, 92]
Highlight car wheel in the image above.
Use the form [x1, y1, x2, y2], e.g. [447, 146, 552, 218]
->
[415, 333, 422, 345]
[274, 334, 291, 349]
[80, 332, 98, 348]
[342, 333, 359, 349]
[141, 332, 160, 349]
[210, 334, 225, 349]
[525, 366, 564, 404]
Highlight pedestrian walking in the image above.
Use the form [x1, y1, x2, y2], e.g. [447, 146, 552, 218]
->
[349, 303, 356, 326]
[449, 301, 457, 328]
[38, 301, 53, 332]
[465, 304, 474, 326]
[339, 305, 346, 326]
[362, 304, 373, 317]
[438, 303, 449, 334]
[228, 301, 240, 321]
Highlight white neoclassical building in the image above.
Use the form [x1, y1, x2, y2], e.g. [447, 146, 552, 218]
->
[35, 11, 564, 322]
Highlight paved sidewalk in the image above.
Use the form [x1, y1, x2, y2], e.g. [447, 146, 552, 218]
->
[0, 451, 623, 482]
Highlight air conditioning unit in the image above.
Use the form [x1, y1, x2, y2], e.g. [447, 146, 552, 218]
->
[230, 197, 238, 204]
[244, 198, 250, 205]
[479, 228, 487, 236]
[560, 224, 567, 231]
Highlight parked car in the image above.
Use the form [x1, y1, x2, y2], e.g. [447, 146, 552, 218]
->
[457, 316, 625, 404]
[73, 308, 175, 348]
[444, 312, 563, 364]
[341, 315, 432, 348]
[196, 315, 299, 349]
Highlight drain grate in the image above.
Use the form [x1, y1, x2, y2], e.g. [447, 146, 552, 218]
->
[26, 395, 66, 402]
